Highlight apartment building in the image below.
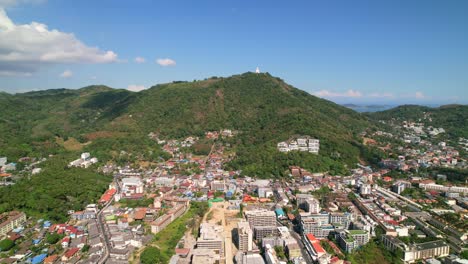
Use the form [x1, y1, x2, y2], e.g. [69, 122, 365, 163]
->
[0, 211, 26, 238]
[237, 221, 253, 252]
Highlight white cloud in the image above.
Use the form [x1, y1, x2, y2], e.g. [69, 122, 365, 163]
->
[0, 0, 44, 8]
[0, 8, 118, 76]
[369, 92, 395, 98]
[415, 91, 425, 99]
[90, 76, 97, 80]
[135, 56, 146, 63]
[156, 58, 176, 66]
[60, 70, 72, 78]
[314, 89, 363, 98]
[127, 84, 146, 92]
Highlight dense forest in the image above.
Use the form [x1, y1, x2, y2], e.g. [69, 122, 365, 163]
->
[0, 154, 111, 221]
[0, 72, 372, 177]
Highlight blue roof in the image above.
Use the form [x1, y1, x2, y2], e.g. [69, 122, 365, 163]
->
[275, 208, 285, 216]
[31, 253, 47, 264]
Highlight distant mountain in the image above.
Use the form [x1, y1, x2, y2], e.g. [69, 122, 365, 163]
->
[367, 104, 468, 138]
[0, 73, 372, 176]
[342, 103, 394, 113]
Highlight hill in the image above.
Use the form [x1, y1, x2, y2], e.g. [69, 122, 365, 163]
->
[367, 104, 468, 138]
[0, 73, 371, 177]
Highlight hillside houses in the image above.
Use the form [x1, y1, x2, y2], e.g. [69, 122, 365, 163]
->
[278, 136, 320, 154]
[68, 152, 98, 168]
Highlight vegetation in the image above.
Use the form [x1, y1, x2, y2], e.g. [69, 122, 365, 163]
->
[367, 104, 468, 138]
[346, 240, 400, 264]
[45, 233, 63, 244]
[0, 239, 14, 251]
[140, 247, 167, 264]
[148, 202, 208, 263]
[118, 198, 154, 208]
[0, 73, 372, 178]
[0, 154, 111, 221]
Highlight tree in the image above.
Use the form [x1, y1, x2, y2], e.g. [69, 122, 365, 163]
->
[46, 233, 61, 244]
[140, 247, 168, 264]
[0, 239, 14, 251]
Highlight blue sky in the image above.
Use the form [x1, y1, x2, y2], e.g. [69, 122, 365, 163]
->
[0, 0, 467, 104]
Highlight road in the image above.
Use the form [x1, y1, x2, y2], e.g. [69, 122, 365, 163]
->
[97, 186, 115, 264]
[277, 218, 314, 264]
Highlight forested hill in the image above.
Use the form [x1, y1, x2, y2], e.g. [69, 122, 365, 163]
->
[367, 104, 468, 138]
[0, 72, 372, 176]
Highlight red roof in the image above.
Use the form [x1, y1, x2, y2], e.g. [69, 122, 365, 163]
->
[175, 248, 190, 256]
[306, 233, 317, 241]
[64, 247, 79, 258]
[99, 188, 116, 203]
[44, 255, 58, 263]
[134, 208, 147, 220]
[312, 241, 326, 254]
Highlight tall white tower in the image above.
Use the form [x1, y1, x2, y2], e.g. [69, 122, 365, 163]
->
[255, 67, 260, 74]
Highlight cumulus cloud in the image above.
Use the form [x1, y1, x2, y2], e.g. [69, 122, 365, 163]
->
[156, 58, 176, 66]
[135, 56, 146, 63]
[127, 84, 146, 92]
[0, 9, 118, 76]
[60, 70, 72, 78]
[415, 91, 425, 99]
[314, 89, 363, 98]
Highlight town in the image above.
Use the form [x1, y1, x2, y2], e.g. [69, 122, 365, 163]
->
[0, 119, 467, 264]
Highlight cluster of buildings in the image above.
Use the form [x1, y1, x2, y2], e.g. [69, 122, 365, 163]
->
[68, 153, 98, 168]
[277, 136, 320, 154]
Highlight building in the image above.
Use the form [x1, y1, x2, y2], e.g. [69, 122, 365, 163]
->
[419, 183, 468, 194]
[304, 234, 327, 260]
[254, 226, 278, 240]
[329, 212, 352, 229]
[151, 204, 188, 234]
[264, 244, 281, 264]
[381, 236, 450, 263]
[305, 198, 321, 213]
[245, 210, 276, 228]
[296, 194, 313, 208]
[192, 248, 221, 264]
[0, 211, 26, 238]
[360, 184, 372, 196]
[235, 252, 265, 264]
[237, 221, 253, 252]
[197, 223, 224, 256]
[210, 180, 226, 192]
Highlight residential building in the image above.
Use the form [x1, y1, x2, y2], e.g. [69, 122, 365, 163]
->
[0, 211, 26, 238]
[237, 221, 253, 252]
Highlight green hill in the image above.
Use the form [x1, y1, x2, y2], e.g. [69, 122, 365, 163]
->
[367, 104, 468, 138]
[0, 72, 371, 177]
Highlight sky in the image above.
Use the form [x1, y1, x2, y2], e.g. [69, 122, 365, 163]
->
[0, 0, 467, 105]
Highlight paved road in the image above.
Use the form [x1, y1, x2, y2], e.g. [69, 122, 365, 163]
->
[97, 189, 115, 264]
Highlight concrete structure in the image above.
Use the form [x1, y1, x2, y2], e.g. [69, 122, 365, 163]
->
[382, 236, 450, 263]
[0, 211, 26, 238]
[237, 221, 253, 252]
[197, 223, 224, 256]
[419, 183, 468, 194]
